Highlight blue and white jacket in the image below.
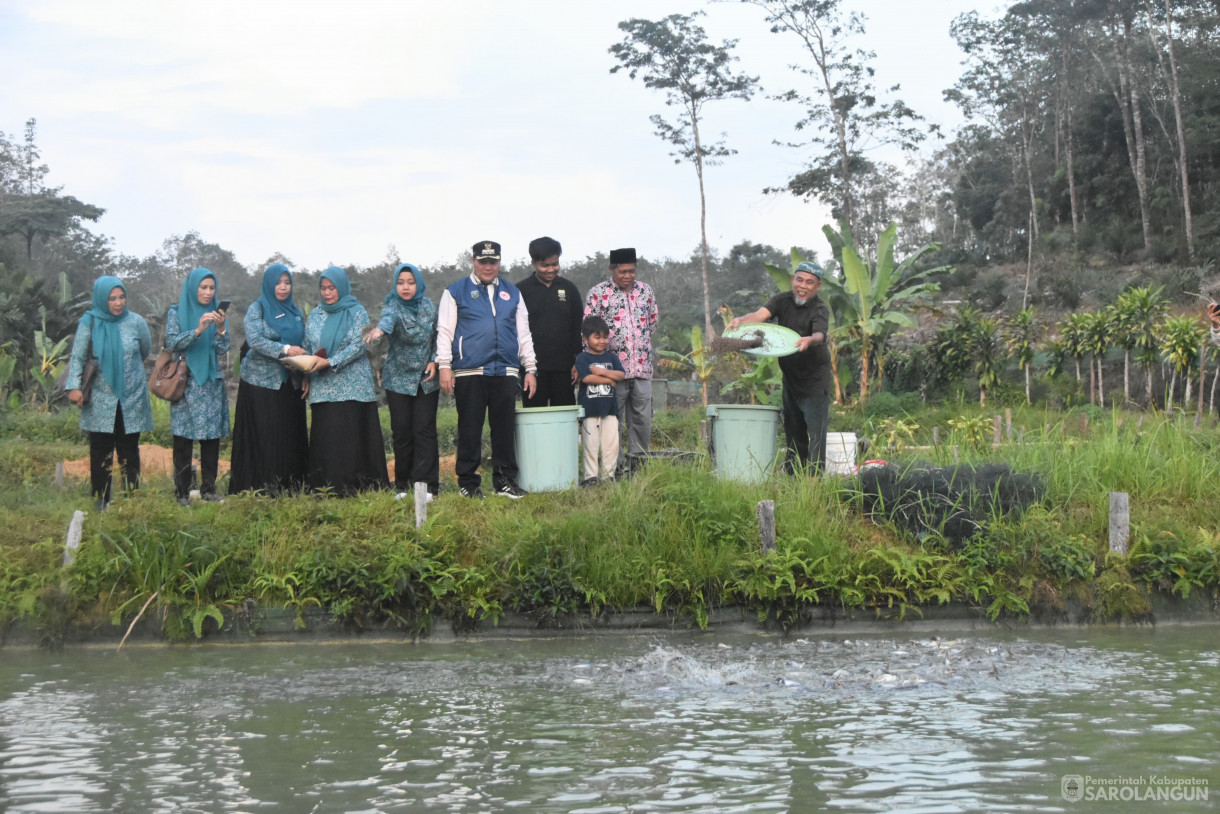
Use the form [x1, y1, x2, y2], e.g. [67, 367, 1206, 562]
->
[436, 274, 536, 378]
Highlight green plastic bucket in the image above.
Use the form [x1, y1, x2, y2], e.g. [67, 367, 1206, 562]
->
[705, 404, 781, 483]
[514, 405, 584, 492]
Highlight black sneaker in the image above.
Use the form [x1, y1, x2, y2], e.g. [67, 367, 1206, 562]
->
[495, 482, 527, 499]
[460, 486, 485, 499]
[580, 477, 599, 488]
[201, 493, 224, 503]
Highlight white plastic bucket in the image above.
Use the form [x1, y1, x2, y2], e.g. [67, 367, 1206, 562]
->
[825, 432, 858, 476]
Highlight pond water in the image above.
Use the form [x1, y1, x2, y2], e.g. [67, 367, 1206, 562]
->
[0, 627, 1215, 812]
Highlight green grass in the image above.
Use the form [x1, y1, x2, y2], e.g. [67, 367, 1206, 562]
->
[3, 402, 1220, 644]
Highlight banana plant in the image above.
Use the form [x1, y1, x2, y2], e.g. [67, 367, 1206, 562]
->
[821, 222, 950, 404]
[658, 325, 718, 406]
[27, 309, 70, 410]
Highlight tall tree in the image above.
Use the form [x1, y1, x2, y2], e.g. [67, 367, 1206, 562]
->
[610, 12, 758, 336]
[740, 0, 929, 245]
[0, 119, 105, 262]
[947, 9, 1050, 304]
[1141, 0, 1194, 258]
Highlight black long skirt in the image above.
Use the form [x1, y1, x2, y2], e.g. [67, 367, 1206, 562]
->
[228, 379, 309, 495]
[308, 400, 390, 496]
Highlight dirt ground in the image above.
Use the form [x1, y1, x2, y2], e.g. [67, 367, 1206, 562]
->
[61, 446, 457, 483]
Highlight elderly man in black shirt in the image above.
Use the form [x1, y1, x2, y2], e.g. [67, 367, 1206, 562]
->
[517, 236, 583, 407]
[729, 261, 833, 474]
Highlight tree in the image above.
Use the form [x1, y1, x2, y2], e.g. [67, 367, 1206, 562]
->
[1115, 284, 1168, 405]
[947, 9, 1050, 304]
[1005, 306, 1039, 404]
[1079, 308, 1114, 407]
[1160, 313, 1205, 410]
[610, 12, 758, 336]
[971, 314, 1006, 407]
[0, 119, 105, 262]
[740, 0, 929, 244]
[0, 191, 105, 261]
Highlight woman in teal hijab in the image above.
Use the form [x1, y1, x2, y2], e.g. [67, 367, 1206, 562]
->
[364, 263, 439, 499]
[228, 263, 309, 495]
[302, 266, 388, 495]
[166, 267, 231, 506]
[65, 276, 153, 510]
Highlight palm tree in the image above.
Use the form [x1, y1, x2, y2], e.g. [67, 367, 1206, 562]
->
[1005, 306, 1039, 404]
[1059, 313, 1089, 386]
[1159, 314, 1206, 411]
[1115, 285, 1168, 406]
[1079, 309, 1114, 407]
[972, 315, 1005, 407]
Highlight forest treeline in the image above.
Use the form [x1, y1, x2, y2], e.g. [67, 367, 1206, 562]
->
[3, 0, 1220, 414]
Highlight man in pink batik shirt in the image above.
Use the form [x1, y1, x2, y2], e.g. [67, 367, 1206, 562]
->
[583, 247, 658, 471]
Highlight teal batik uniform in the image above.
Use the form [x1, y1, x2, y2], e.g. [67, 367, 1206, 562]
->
[66, 309, 154, 434]
[241, 300, 297, 389]
[166, 303, 231, 440]
[378, 296, 438, 396]
[304, 304, 376, 403]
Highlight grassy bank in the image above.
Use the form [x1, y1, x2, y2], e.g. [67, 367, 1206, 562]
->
[2, 402, 1219, 645]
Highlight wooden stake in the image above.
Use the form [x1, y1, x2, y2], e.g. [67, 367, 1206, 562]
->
[414, 482, 428, 529]
[63, 509, 84, 566]
[757, 500, 775, 553]
[55, 461, 64, 487]
[1109, 492, 1130, 555]
[993, 415, 1002, 446]
[932, 426, 940, 446]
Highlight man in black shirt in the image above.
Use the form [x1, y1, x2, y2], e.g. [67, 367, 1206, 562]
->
[518, 236, 583, 407]
[729, 261, 833, 473]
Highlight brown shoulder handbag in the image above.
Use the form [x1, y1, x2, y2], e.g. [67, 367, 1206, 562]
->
[149, 348, 188, 402]
[59, 315, 98, 404]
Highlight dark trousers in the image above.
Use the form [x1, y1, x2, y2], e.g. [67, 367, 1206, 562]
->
[173, 435, 220, 498]
[782, 385, 830, 474]
[454, 375, 519, 492]
[89, 403, 140, 502]
[387, 388, 440, 493]
[522, 369, 575, 408]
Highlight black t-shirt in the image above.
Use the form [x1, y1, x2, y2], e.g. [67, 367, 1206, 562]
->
[518, 274, 583, 372]
[762, 291, 833, 397]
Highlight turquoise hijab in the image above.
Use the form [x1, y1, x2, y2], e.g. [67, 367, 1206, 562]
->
[318, 266, 360, 357]
[385, 263, 426, 311]
[256, 263, 304, 347]
[177, 267, 220, 382]
[85, 276, 127, 396]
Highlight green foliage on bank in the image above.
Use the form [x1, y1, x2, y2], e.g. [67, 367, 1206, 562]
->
[2, 404, 1220, 646]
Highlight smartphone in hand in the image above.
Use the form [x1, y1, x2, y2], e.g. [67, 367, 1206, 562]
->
[217, 300, 232, 314]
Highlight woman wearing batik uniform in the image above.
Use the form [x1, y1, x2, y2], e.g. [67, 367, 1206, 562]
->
[303, 266, 389, 495]
[65, 276, 153, 511]
[166, 267, 230, 505]
[228, 263, 309, 495]
[364, 263, 440, 499]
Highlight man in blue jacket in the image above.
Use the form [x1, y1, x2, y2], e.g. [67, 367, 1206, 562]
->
[437, 240, 538, 498]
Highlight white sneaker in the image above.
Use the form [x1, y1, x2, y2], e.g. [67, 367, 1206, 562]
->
[395, 492, 408, 500]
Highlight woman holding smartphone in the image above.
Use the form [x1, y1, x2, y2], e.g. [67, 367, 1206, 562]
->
[166, 267, 230, 505]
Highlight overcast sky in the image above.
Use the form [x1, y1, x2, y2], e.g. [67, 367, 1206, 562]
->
[1, 0, 996, 270]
